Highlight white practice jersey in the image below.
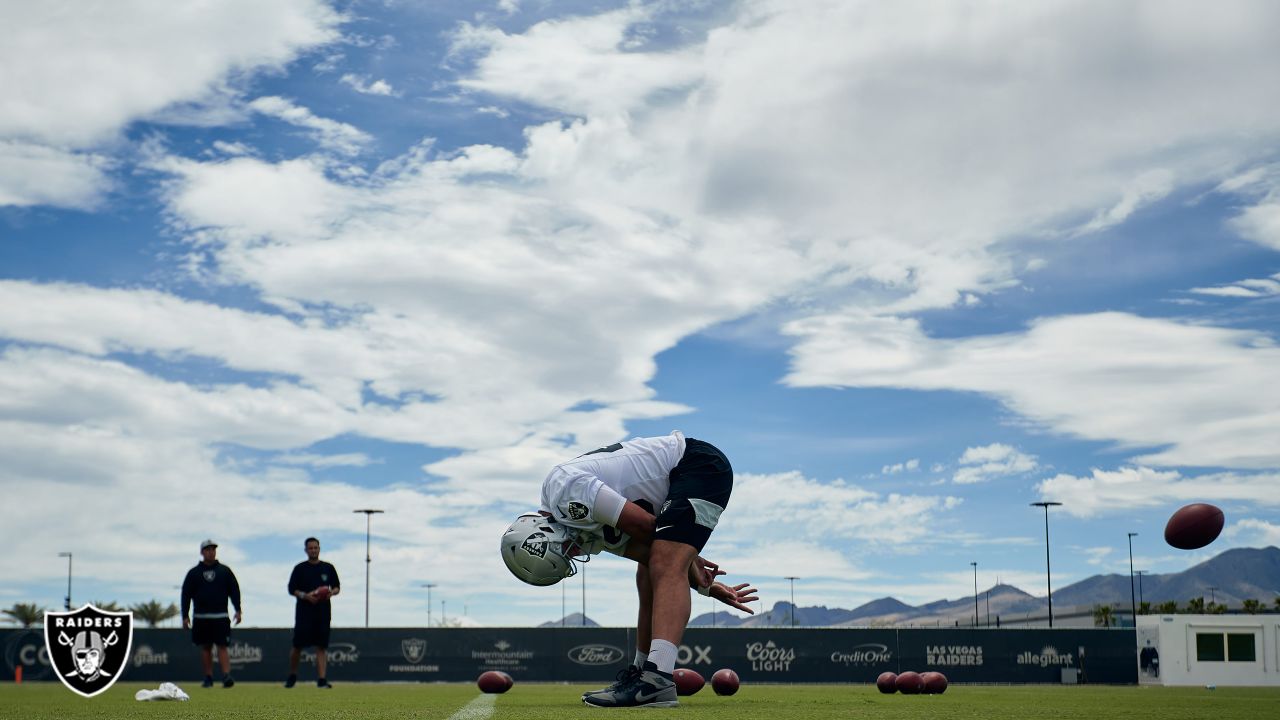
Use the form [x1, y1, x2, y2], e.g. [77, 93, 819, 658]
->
[541, 432, 686, 555]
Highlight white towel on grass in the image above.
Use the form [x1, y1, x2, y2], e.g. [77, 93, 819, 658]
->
[135, 682, 190, 701]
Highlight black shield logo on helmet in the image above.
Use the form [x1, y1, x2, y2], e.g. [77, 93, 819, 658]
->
[521, 532, 548, 558]
[44, 604, 133, 698]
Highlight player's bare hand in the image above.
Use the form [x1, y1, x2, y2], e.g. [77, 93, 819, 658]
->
[182, 617, 190, 629]
[234, 611, 242, 625]
[688, 556, 726, 589]
[305, 592, 320, 604]
[710, 582, 758, 614]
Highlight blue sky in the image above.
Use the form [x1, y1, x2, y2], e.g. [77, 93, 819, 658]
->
[3, 0, 1279, 629]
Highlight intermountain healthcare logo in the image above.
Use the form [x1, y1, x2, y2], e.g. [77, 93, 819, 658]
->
[472, 640, 533, 672]
[44, 605, 134, 698]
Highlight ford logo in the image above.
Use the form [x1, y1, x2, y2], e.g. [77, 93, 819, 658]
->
[568, 644, 625, 666]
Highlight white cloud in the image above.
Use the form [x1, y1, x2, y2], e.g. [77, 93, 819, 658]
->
[247, 96, 371, 155]
[0, 0, 342, 208]
[340, 73, 398, 96]
[882, 459, 920, 475]
[0, 141, 112, 209]
[786, 312, 1280, 469]
[1190, 273, 1280, 298]
[1225, 518, 1280, 547]
[952, 444, 1039, 484]
[1037, 465, 1280, 518]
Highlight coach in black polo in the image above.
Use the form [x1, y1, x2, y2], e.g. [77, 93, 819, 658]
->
[285, 537, 341, 688]
[181, 539, 242, 688]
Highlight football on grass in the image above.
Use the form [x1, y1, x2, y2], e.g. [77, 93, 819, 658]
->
[896, 671, 924, 695]
[497, 671, 513, 691]
[477, 671, 509, 693]
[876, 671, 898, 694]
[673, 668, 704, 696]
[1164, 503, 1225, 550]
[711, 668, 740, 696]
[921, 671, 948, 694]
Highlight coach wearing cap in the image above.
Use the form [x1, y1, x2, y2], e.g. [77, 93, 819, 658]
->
[181, 539, 243, 688]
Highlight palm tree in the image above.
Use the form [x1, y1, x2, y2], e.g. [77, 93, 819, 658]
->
[2, 603, 47, 628]
[1138, 601, 1152, 615]
[1092, 604, 1115, 628]
[1186, 597, 1206, 613]
[90, 600, 123, 612]
[1156, 600, 1178, 614]
[130, 600, 179, 627]
[1242, 599, 1261, 614]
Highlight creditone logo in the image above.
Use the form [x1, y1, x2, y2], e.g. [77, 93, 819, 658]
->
[43, 605, 134, 698]
[227, 642, 263, 667]
[746, 640, 795, 672]
[390, 637, 438, 673]
[303, 642, 359, 666]
[831, 643, 893, 666]
[1017, 646, 1075, 667]
[926, 644, 984, 666]
[568, 644, 625, 666]
[677, 644, 712, 665]
[132, 645, 170, 667]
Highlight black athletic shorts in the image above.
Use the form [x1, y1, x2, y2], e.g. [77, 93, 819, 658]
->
[653, 438, 733, 552]
[293, 617, 332, 650]
[191, 617, 231, 647]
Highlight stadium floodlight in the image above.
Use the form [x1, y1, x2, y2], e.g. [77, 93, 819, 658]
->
[421, 583, 437, 627]
[1127, 533, 1138, 625]
[353, 509, 385, 627]
[58, 552, 73, 610]
[1030, 502, 1063, 627]
[785, 576, 800, 627]
[971, 562, 979, 628]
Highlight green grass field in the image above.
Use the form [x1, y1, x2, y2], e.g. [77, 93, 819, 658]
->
[2, 682, 1277, 719]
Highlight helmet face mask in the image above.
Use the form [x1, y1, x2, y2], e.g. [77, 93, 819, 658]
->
[500, 513, 588, 586]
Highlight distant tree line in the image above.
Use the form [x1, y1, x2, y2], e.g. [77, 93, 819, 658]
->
[2, 600, 179, 628]
[1093, 596, 1280, 626]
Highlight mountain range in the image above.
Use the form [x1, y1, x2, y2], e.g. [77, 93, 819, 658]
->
[546, 545, 1280, 628]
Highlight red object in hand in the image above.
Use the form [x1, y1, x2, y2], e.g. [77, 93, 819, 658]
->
[314, 586, 331, 599]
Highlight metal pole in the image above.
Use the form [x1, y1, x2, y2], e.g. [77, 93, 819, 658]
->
[985, 590, 991, 627]
[1127, 533, 1138, 625]
[1030, 502, 1062, 627]
[353, 509, 384, 627]
[1136, 570, 1145, 606]
[785, 577, 799, 627]
[1208, 586, 1217, 606]
[421, 584, 436, 627]
[58, 553, 73, 610]
[971, 561, 979, 627]
[561, 580, 566, 626]
[581, 561, 586, 626]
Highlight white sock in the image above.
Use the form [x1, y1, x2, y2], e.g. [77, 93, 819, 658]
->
[633, 650, 648, 668]
[647, 639, 677, 675]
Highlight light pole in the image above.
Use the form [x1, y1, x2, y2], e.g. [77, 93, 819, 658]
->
[784, 576, 799, 627]
[971, 561, 979, 628]
[1207, 586, 1218, 606]
[1030, 501, 1063, 627]
[1135, 570, 1146, 606]
[561, 580, 566, 626]
[353, 509, 384, 627]
[581, 561, 587, 626]
[424, 579, 440, 625]
[58, 552, 73, 610]
[442, 599, 447, 626]
[1127, 532, 1138, 625]
[985, 589, 991, 627]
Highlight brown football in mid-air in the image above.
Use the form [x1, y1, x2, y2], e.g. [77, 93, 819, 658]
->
[1164, 503, 1225, 550]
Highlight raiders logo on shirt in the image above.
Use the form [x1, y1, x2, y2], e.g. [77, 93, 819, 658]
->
[566, 502, 590, 521]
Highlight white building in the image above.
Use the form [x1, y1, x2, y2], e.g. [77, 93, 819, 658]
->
[1136, 614, 1280, 687]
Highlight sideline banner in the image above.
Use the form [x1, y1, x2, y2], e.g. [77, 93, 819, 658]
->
[2, 627, 1136, 684]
